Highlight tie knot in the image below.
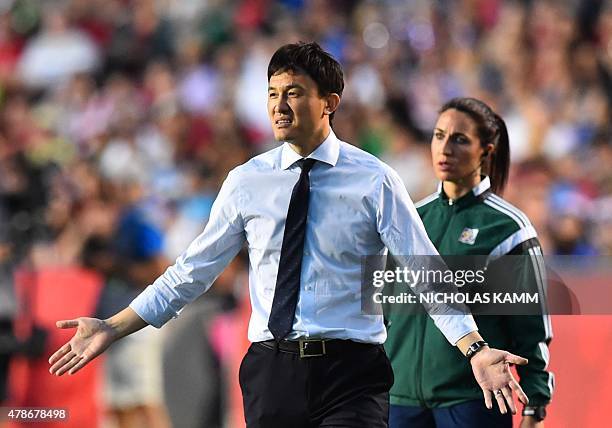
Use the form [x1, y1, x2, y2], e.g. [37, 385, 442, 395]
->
[298, 158, 316, 174]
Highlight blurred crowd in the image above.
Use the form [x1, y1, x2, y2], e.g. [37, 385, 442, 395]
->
[0, 0, 610, 427]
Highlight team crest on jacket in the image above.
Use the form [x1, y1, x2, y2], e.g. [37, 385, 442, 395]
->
[458, 228, 479, 245]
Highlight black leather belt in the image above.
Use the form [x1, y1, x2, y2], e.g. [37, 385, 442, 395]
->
[257, 339, 379, 358]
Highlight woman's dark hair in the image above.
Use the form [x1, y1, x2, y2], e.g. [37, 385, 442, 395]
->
[439, 97, 510, 195]
[268, 42, 344, 126]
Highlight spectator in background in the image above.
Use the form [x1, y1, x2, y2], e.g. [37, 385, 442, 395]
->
[105, 0, 174, 76]
[176, 36, 222, 116]
[160, 255, 242, 428]
[549, 214, 599, 256]
[0, 218, 18, 403]
[0, 10, 24, 86]
[18, 3, 99, 90]
[94, 176, 171, 428]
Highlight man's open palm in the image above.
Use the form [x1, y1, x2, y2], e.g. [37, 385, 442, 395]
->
[470, 347, 529, 414]
[49, 317, 116, 376]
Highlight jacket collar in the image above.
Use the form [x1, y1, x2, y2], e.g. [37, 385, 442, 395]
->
[438, 176, 491, 207]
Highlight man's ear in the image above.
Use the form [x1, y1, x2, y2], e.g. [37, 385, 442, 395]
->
[323, 93, 341, 115]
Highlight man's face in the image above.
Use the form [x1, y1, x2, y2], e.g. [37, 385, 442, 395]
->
[267, 71, 328, 146]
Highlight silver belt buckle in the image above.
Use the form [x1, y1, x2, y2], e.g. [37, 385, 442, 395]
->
[299, 339, 326, 358]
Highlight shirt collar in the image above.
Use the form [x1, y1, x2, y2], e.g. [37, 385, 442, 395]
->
[437, 176, 491, 198]
[280, 129, 340, 170]
[472, 176, 491, 196]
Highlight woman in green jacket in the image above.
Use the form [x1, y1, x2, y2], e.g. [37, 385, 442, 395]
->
[385, 98, 552, 428]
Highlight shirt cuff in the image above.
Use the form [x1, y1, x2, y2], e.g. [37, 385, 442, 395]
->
[129, 284, 179, 328]
[431, 314, 478, 345]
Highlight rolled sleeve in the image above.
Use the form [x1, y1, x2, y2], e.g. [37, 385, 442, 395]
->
[431, 314, 479, 345]
[129, 285, 177, 328]
[129, 169, 246, 328]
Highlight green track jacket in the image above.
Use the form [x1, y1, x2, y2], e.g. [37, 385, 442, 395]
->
[384, 177, 554, 408]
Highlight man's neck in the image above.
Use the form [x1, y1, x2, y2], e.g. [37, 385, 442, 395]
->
[288, 127, 330, 157]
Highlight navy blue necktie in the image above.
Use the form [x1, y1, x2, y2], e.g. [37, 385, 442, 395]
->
[268, 158, 316, 341]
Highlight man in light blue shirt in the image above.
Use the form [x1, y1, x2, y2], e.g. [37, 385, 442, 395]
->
[49, 42, 529, 428]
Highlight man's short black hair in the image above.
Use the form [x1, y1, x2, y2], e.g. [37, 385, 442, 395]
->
[268, 42, 344, 124]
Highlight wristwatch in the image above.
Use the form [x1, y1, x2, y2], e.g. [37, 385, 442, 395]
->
[522, 405, 547, 421]
[465, 340, 489, 361]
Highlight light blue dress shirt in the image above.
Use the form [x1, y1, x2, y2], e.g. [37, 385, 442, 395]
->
[129, 130, 477, 344]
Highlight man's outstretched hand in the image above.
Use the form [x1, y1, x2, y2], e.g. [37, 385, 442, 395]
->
[470, 347, 529, 414]
[49, 308, 148, 376]
[49, 317, 116, 376]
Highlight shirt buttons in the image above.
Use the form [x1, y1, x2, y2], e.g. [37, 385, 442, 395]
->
[305, 285, 313, 291]
[304, 249, 310, 256]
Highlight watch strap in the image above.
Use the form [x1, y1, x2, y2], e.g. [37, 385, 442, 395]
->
[523, 405, 547, 421]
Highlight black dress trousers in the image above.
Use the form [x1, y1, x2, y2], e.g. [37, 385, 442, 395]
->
[239, 341, 394, 428]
